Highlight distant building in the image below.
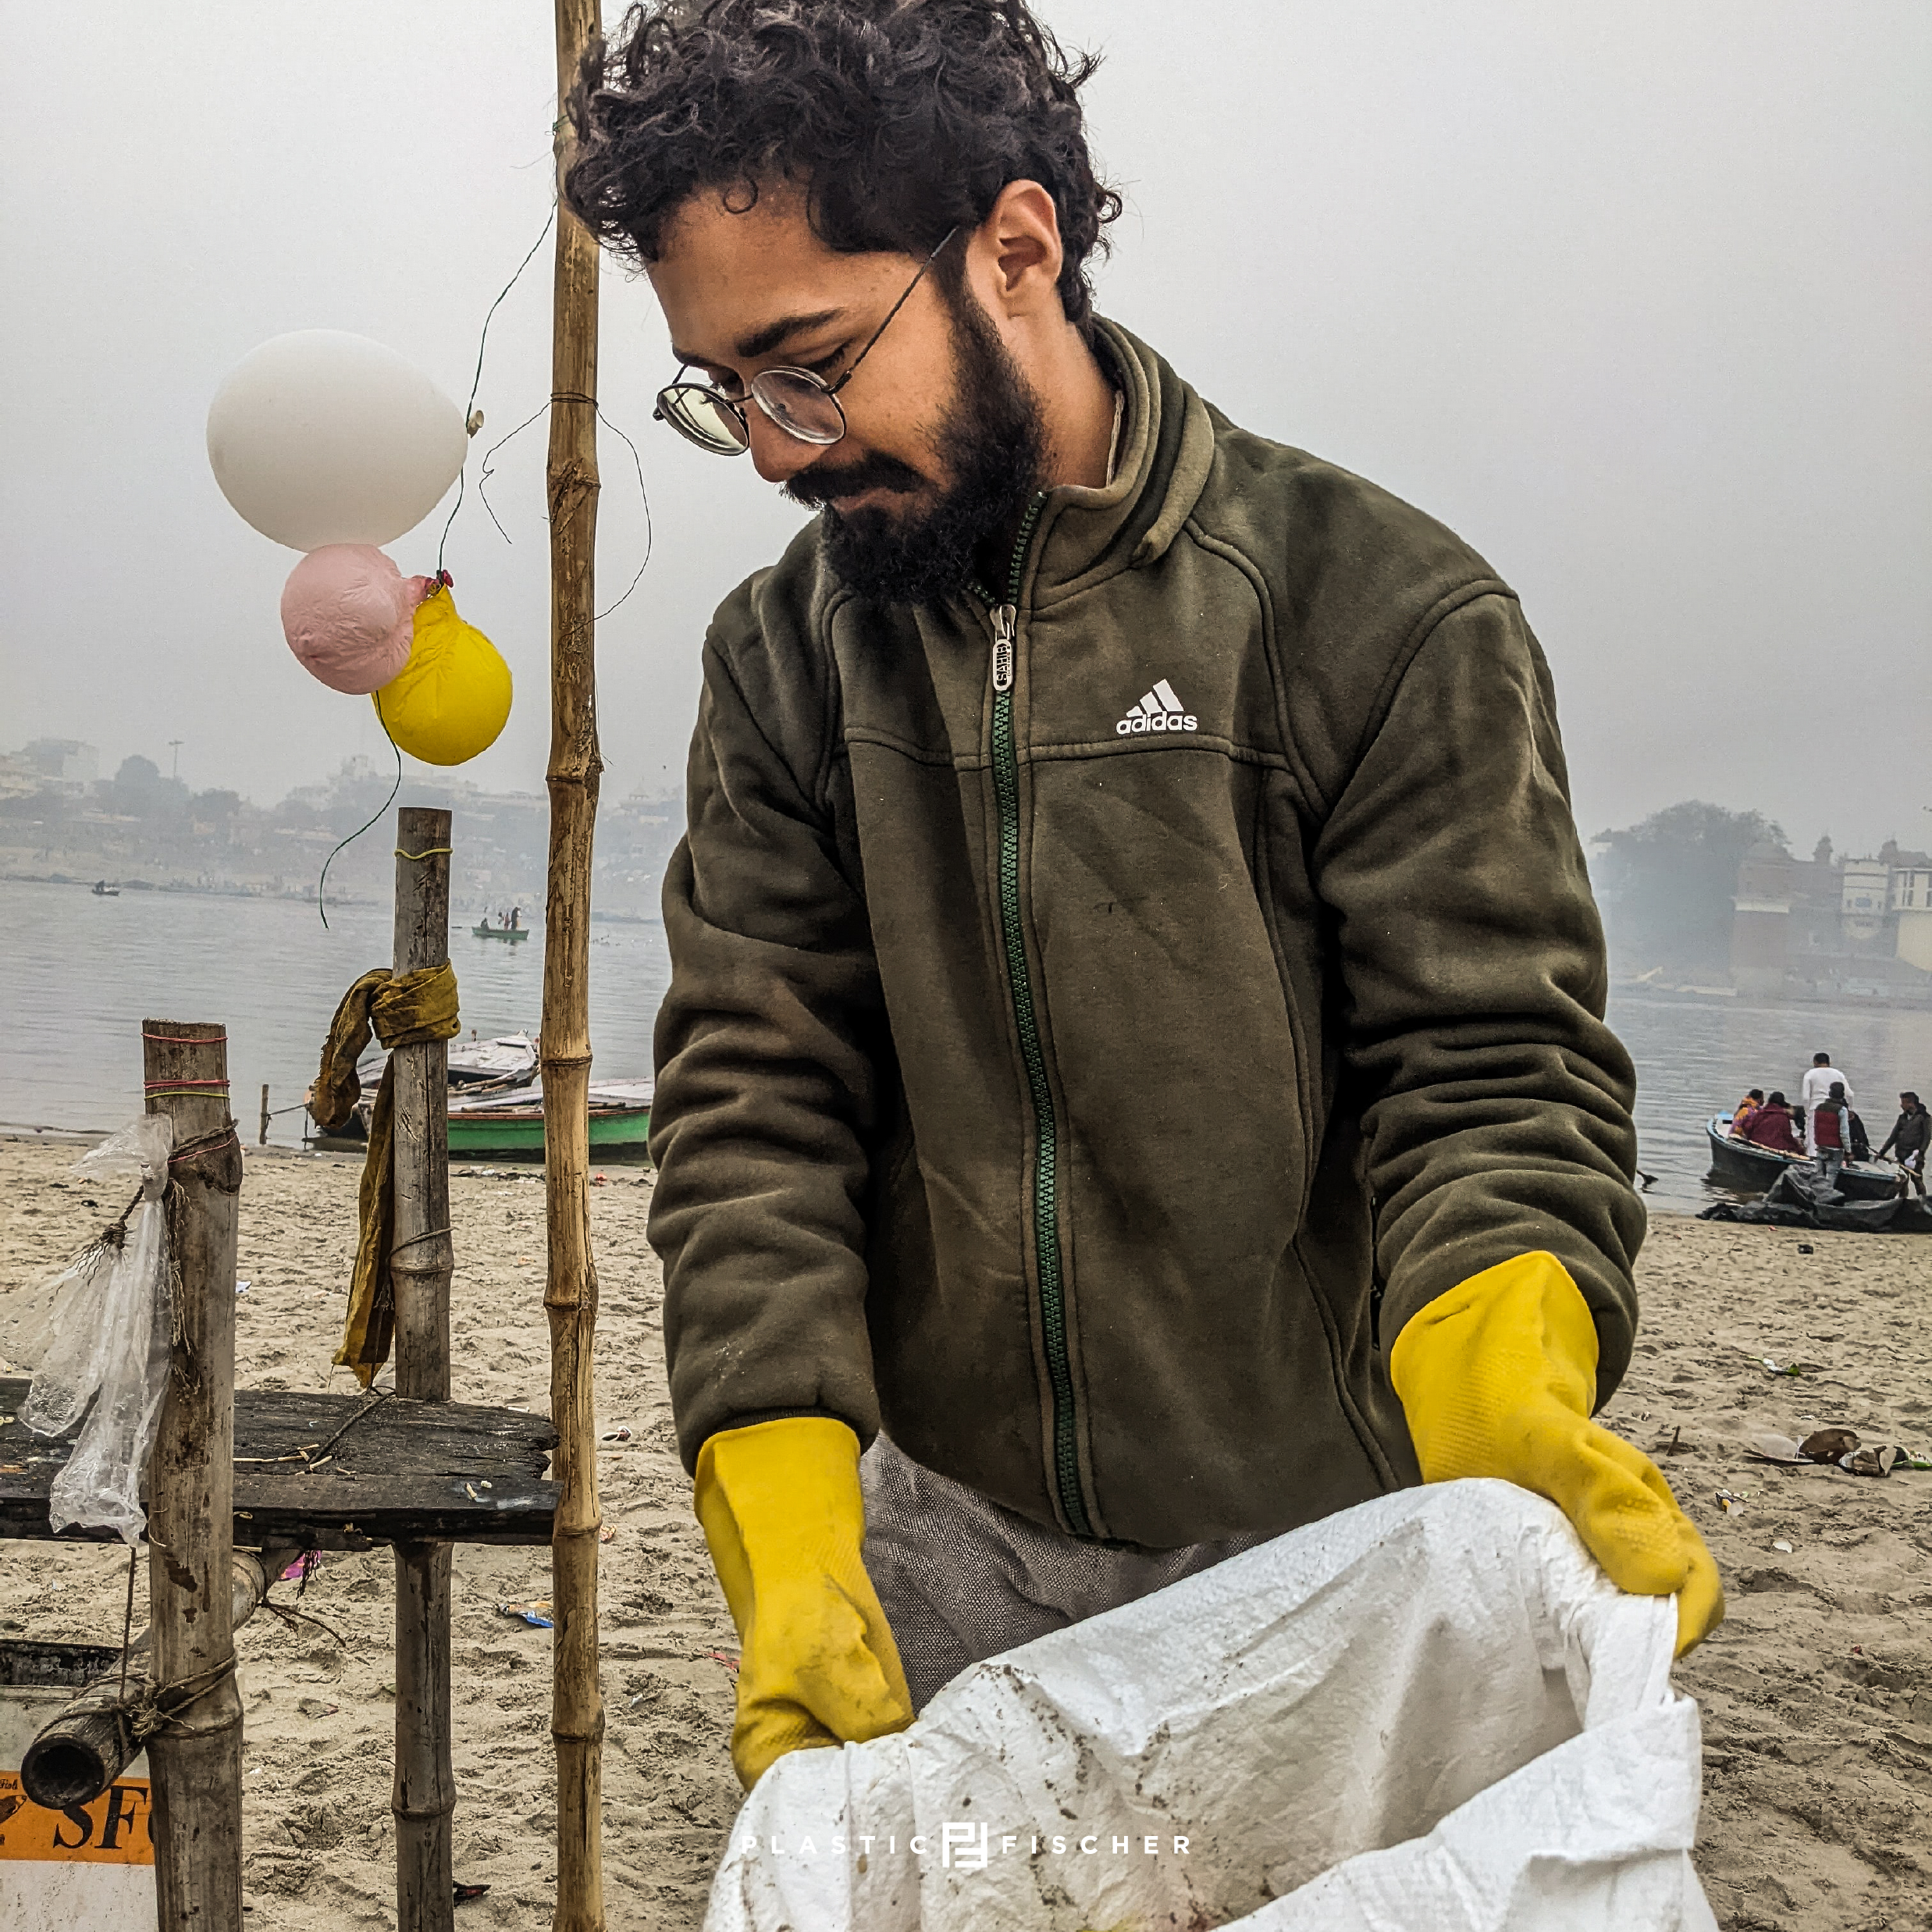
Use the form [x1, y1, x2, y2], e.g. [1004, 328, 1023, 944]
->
[1732, 843, 1932, 1001]
[1894, 866, 1932, 973]
[1728, 843, 1792, 996]
[13, 738, 98, 791]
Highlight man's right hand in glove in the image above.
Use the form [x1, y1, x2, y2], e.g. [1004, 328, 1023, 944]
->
[693, 1416, 914, 1789]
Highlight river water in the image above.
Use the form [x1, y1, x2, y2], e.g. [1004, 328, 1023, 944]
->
[0, 878, 667, 1148]
[7, 877, 1932, 1213]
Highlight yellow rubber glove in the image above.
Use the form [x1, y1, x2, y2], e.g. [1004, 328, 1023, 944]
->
[1389, 1251, 1724, 1657]
[694, 1417, 914, 1789]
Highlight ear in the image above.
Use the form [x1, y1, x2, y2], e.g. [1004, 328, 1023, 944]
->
[970, 179, 1066, 322]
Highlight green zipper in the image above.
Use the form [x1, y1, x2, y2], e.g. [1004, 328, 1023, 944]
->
[971, 497, 1091, 1536]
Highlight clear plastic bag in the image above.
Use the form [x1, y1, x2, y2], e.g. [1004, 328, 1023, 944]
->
[17, 1118, 176, 1543]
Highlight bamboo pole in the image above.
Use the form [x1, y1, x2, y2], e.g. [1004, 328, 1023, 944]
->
[143, 1017, 244, 1932]
[545, 7, 605, 1926]
[390, 806, 457, 1932]
[23, 1546, 295, 1810]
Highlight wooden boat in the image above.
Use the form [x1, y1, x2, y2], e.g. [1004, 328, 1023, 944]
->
[473, 921, 530, 943]
[447, 1031, 539, 1086]
[447, 1103, 650, 1159]
[306, 1072, 651, 1162]
[1704, 1115, 1898, 1202]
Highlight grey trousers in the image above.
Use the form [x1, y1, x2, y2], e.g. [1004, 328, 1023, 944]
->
[860, 1432, 1268, 1710]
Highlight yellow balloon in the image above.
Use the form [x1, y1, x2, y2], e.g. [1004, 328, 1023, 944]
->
[372, 588, 511, 765]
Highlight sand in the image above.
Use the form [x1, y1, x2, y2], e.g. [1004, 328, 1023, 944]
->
[2, 1134, 1930, 1931]
[0, 1137, 739, 1929]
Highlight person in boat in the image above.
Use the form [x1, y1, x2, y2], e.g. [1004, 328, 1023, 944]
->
[1741, 1091, 1804, 1155]
[1729, 1089, 1766, 1139]
[564, 0, 1719, 1789]
[1799, 1051, 1853, 1155]
[511, 906, 521, 930]
[1813, 1081, 1853, 1187]
[1877, 1092, 1930, 1196]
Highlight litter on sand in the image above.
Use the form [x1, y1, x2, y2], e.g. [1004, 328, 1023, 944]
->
[1716, 1488, 1749, 1514]
[1745, 1354, 1825, 1379]
[1772, 1539, 1795, 1553]
[496, 1599, 554, 1629]
[454, 1883, 491, 1905]
[1748, 1429, 1927, 1476]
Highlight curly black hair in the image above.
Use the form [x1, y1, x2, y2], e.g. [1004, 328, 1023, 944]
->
[564, 0, 1121, 335]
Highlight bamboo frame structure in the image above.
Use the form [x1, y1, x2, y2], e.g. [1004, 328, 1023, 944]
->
[390, 807, 457, 1932]
[544, 5, 607, 1926]
[143, 1017, 244, 1932]
[23, 1546, 294, 1809]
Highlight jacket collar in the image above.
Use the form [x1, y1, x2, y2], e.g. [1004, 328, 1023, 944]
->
[1022, 319, 1218, 611]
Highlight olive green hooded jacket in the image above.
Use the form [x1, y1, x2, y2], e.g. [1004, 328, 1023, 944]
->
[647, 320, 1645, 1549]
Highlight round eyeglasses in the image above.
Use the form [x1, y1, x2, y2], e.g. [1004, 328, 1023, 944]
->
[653, 227, 960, 457]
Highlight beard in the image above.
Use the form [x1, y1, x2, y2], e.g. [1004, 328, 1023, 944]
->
[783, 282, 1048, 607]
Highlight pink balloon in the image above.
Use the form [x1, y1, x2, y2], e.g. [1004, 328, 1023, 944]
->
[279, 544, 432, 694]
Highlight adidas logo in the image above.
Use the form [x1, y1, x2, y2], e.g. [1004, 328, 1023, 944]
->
[1115, 678, 1198, 736]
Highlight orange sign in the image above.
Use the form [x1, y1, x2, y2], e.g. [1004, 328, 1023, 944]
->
[0, 1774, 155, 1865]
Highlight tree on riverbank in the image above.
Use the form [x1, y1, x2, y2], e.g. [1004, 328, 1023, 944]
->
[1591, 802, 1788, 976]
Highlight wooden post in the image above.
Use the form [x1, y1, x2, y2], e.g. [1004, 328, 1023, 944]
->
[259, 1084, 270, 1147]
[143, 1017, 243, 1932]
[391, 806, 456, 1932]
[546, 8, 606, 1927]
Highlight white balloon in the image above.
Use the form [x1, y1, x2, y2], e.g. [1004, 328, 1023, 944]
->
[206, 331, 468, 551]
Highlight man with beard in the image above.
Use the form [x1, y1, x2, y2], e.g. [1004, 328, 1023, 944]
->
[566, 0, 1721, 1790]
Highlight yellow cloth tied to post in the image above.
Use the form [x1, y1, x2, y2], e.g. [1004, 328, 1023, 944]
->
[311, 962, 461, 1386]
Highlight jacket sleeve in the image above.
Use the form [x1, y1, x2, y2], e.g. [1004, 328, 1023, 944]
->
[1311, 591, 1646, 1402]
[646, 614, 885, 1473]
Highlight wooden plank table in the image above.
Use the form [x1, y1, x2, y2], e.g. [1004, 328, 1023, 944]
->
[0, 1380, 557, 1549]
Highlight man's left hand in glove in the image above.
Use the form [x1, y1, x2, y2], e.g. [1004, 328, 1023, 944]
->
[1390, 1249, 1724, 1657]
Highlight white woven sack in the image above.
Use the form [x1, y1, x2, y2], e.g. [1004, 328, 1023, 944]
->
[706, 1479, 1715, 1932]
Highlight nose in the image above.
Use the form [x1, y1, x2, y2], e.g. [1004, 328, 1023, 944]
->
[746, 407, 826, 486]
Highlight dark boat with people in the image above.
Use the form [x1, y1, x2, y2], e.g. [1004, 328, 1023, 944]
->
[1704, 1116, 1898, 1202]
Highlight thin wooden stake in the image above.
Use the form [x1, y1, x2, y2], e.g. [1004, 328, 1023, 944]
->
[546, 7, 605, 1927]
[143, 1017, 243, 1932]
[391, 806, 457, 1932]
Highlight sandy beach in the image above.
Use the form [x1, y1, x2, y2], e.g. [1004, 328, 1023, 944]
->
[2, 1133, 1929, 1931]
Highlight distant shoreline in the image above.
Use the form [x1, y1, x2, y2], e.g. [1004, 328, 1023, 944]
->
[1613, 981, 1932, 1016]
[1, 872, 665, 926]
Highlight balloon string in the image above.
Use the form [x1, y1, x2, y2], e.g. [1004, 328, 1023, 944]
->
[436, 205, 557, 577]
[595, 407, 654, 621]
[315, 717, 404, 931]
[475, 404, 552, 543]
[465, 401, 653, 623]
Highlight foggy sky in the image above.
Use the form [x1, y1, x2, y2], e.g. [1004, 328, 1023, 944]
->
[2, 2, 1927, 858]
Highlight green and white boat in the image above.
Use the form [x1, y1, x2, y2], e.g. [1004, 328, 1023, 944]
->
[304, 1044, 650, 1163]
[446, 1078, 653, 1161]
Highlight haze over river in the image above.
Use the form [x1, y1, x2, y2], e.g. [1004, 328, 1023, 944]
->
[8, 878, 1932, 1215]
